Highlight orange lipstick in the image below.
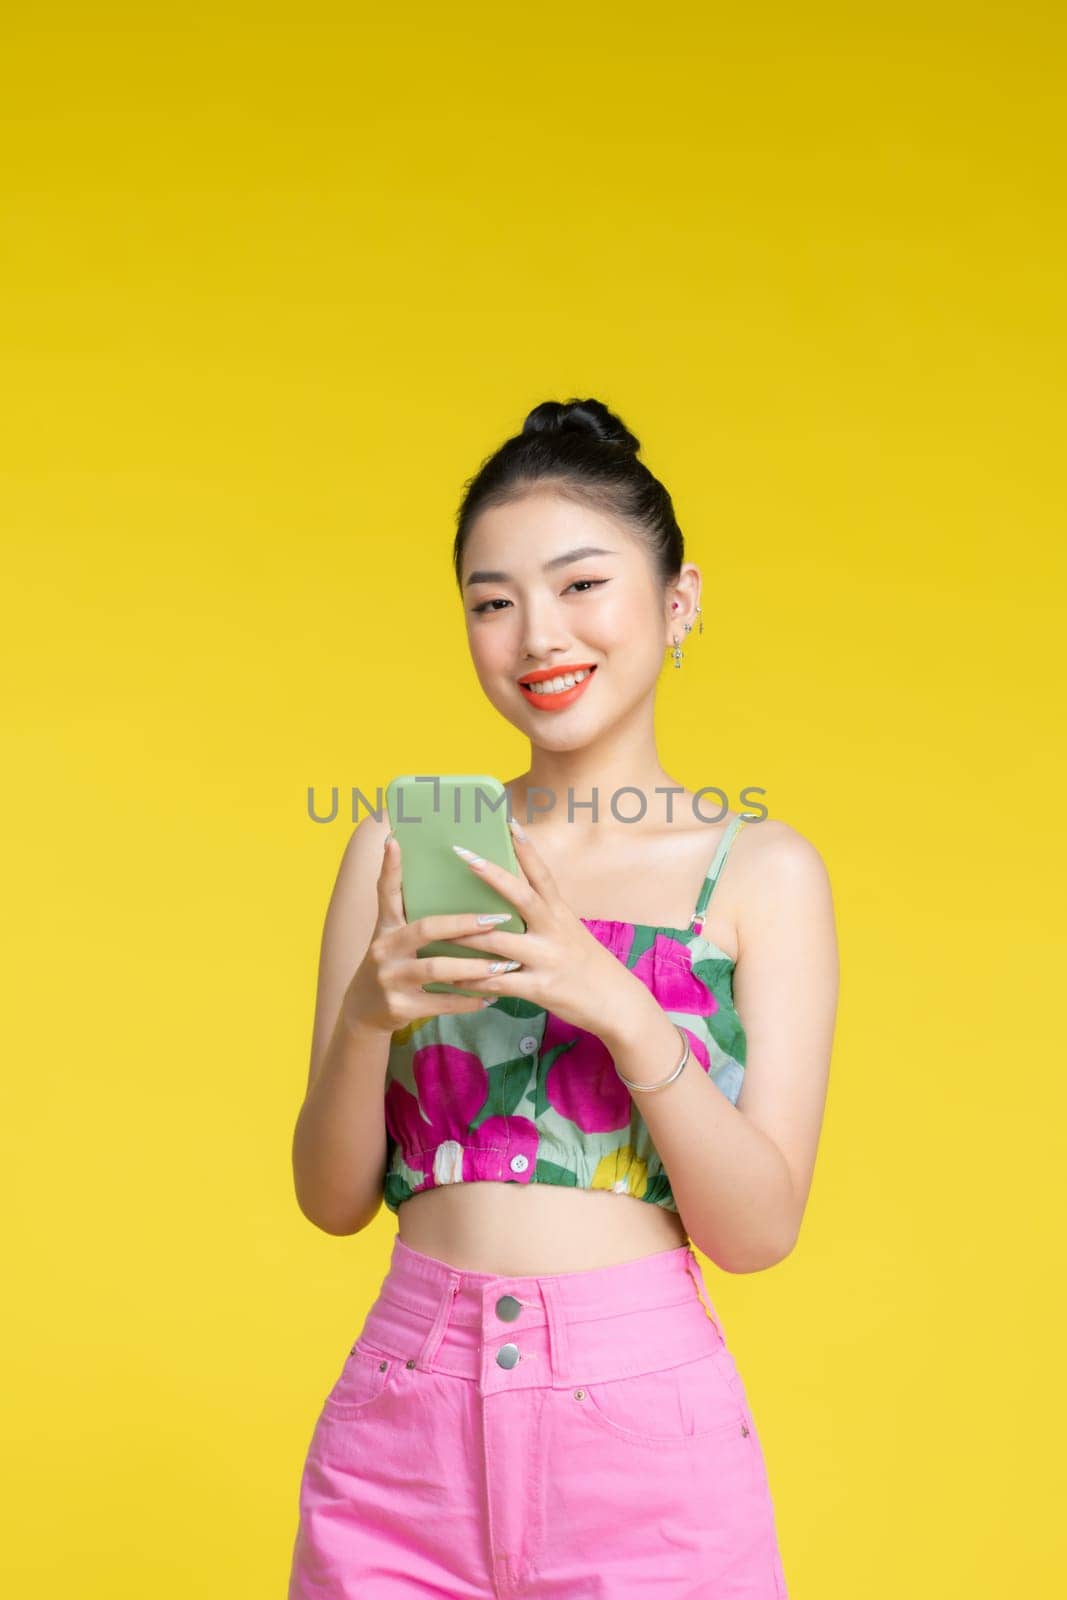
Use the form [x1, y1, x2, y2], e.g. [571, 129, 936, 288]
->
[516, 662, 598, 712]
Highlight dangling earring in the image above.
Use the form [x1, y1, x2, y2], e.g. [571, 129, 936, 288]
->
[669, 600, 702, 667]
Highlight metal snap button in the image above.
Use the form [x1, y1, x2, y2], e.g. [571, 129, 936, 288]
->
[496, 1343, 520, 1369]
[508, 1153, 529, 1173]
[495, 1294, 522, 1321]
[518, 1034, 538, 1054]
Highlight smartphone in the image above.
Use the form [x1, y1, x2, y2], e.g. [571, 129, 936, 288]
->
[384, 774, 527, 997]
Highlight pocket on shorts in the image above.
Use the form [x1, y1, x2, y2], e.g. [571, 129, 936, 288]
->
[576, 1345, 749, 1447]
[321, 1337, 396, 1420]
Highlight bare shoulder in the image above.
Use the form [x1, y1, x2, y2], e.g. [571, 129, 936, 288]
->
[733, 815, 835, 946]
[736, 813, 832, 877]
[320, 810, 392, 959]
[337, 808, 391, 881]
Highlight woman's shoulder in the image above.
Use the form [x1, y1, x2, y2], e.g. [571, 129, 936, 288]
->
[731, 813, 835, 941]
[326, 812, 393, 920]
[342, 809, 392, 867]
[735, 810, 825, 857]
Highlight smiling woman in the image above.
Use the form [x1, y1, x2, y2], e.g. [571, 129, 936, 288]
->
[288, 395, 838, 1600]
[516, 659, 598, 707]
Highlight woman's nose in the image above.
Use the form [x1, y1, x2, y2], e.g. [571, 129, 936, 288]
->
[519, 606, 574, 660]
[521, 638, 575, 667]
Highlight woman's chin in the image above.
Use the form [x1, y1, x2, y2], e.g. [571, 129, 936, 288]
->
[514, 719, 606, 756]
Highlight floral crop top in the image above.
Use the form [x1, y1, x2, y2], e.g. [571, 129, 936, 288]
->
[381, 814, 751, 1216]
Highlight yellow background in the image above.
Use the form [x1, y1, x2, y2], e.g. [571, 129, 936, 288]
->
[3, 3, 1064, 1595]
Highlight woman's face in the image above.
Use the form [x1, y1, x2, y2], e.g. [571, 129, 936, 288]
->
[459, 489, 673, 747]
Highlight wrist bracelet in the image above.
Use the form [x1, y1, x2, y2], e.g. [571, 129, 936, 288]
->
[615, 1023, 690, 1094]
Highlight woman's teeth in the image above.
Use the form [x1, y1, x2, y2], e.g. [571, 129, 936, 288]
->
[523, 669, 592, 694]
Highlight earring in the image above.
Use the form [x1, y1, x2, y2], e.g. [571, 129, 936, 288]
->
[696, 602, 703, 635]
[671, 634, 683, 669]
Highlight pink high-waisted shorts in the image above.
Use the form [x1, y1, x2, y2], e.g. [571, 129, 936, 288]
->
[288, 1233, 788, 1598]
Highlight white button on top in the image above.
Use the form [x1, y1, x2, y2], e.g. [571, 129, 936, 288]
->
[518, 1035, 538, 1055]
[509, 1153, 529, 1173]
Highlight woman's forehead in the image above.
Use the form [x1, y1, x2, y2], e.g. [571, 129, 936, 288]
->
[464, 493, 637, 568]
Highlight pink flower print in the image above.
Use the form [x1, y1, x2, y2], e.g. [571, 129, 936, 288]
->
[384, 1041, 488, 1169]
[542, 1010, 632, 1134]
[463, 1115, 540, 1188]
[676, 1022, 711, 1074]
[630, 934, 719, 1018]
[579, 917, 637, 967]
[384, 1041, 538, 1188]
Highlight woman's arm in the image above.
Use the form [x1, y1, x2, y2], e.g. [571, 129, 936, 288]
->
[291, 816, 393, 1236]
[600, 822, 839, 1273]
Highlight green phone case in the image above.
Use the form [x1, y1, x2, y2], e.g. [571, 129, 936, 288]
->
[384, 774, 527, 998]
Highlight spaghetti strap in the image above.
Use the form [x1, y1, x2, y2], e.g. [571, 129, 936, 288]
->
[689, 814, 750, 934]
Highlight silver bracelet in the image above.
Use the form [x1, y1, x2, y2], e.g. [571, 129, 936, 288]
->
[615, 1023, 690, 1094]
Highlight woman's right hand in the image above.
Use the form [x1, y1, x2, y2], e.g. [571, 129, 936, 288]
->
[341, 835, 518, 1035]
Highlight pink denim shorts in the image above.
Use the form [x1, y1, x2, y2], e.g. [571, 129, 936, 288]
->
[288, 1234, 788, 1598]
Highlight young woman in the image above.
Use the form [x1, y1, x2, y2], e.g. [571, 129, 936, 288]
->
[288, 397, 839, 1598]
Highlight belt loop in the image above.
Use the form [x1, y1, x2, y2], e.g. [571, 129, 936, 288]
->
[414, 1270, 462, 1371]
[540, 1277, 571, 1388]
[685, 1244, 725, 1342]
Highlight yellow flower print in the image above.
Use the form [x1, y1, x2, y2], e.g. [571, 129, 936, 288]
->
[391, 1015, 434, 1047]
[591, 1145, 649, 1199]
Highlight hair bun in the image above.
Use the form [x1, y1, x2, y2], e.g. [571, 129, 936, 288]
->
[521, 397, 640, 456]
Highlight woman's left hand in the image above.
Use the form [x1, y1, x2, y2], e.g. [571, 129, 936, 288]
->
[445, 822, 649, 1038]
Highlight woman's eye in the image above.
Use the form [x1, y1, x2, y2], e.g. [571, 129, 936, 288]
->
[471, 579, 608, 615]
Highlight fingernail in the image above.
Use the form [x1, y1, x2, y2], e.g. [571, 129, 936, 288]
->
[508, 817, 527, 840]
[452, 844, 485, 866]
[477, 912, 511, 924]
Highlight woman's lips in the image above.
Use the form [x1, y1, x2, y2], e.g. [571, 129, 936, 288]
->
[517, 664, 597, 711]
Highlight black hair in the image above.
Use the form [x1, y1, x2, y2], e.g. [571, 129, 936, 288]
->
[452, 397, 685, 592]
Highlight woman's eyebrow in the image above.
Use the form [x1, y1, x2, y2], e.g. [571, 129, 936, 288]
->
[464, 545, 618, 587]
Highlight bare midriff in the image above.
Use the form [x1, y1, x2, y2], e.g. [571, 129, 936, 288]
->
[396, 1180, 690, 1277]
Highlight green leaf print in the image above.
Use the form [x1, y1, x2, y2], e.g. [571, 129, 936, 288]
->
[470, 1056, 537, 1129]
[535, 1158, 579, 1187]
[690, 955, 747, 1065]
[384, 1171, 415, 1210]
[624, 926, 659, 967]
[532, 1037, 577, 1119]
[483, 995, 545, 1020]
[642, 1172, 674, 1206]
